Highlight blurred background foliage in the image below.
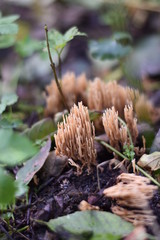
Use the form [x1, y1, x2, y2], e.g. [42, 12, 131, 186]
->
[0, 0, 160, 110]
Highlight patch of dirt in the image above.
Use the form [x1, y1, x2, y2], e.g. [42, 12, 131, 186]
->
[3, 158, 160, 239]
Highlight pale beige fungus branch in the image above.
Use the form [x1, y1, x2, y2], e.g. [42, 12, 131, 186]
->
[124, 104, 138, 144]
[45, 72, 88, 116]
[103, 173, 157, 226]
[102, 105, 138, 152]
[54, 102, 96, 173]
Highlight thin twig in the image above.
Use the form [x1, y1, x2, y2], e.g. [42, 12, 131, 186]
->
[27, 192, 32, 225]
[58, 52, 62, 79]
[44, 25, 69, 111]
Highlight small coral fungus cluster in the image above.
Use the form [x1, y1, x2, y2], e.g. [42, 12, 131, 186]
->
[47, 71, 159, 173]
[103, 173, 158, 226]
[45, 71, 159, 126]
[46, 71, 159, 228]
[54, 102, 96, 174]
[45, 72, 87, 116]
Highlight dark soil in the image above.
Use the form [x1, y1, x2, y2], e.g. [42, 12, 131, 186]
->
[2, 159, 160, 240]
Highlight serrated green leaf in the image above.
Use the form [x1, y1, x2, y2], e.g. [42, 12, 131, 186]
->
[0, 129, 38, 166]
[43, 211, 134, 237]
[0, 167, 17, 205]
[64, 26, 87, 42]
[43, 26, 86, 54]
[89, 39, 131, 60]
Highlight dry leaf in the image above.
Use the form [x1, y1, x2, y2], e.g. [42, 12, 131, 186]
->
[138, 152, 160, 171]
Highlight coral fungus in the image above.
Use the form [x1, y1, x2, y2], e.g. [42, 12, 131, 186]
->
[45, 72, 88, 116]
[54, 102, 96, 173]
[88, 79, 138, 118]
[103, 173, 157, 226]
[102, 105, 138, 151]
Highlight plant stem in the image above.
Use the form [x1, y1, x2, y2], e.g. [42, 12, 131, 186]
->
[95, 138, 160, 187]
[95, 137, 126, 159]
[135, 164, 160, 187]
[44, 25, 69, 112]
[58, 52, 62, 79]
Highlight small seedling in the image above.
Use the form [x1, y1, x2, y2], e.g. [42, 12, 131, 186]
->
[43, 25, 86, 77]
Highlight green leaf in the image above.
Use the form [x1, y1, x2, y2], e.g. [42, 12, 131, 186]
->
[0, 35, 16, 49]
[89, 110, 102, 121]
[16, 138, 51, 185]
[15, 36, 42, 57]
[49, 29, 65, 50]
[15, 179, 28, 197]
[1, 93, 18, 106]
[64, 26, 87, 42]
[89, 39, 132, 60]
[42, 26, 86, 54]
[91, 234, 121, 240]
[113, 32, 132, 44]
[0, 24, 18, 35]
[0, 118, 23, 129]
[42, 211, 134, 237]
[0, 14, 19, 35]
[0, 168, 17, 205]
[0, 93, 18, 114]
[24, 118, 56, 141]
[0, 129, 38, 166]
[0, 103, 6, 114]
[0, 15, 19, 24]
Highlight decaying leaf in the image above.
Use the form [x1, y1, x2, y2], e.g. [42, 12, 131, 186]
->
[103, 173, 157, 226]
[124, 226, 148, 240]
[138, 152, 160, 171]
[16, 138, 51, 185]
[41, 151, 68, 178]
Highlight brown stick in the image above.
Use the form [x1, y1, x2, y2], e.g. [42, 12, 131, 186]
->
[44, 25, 69, 112]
